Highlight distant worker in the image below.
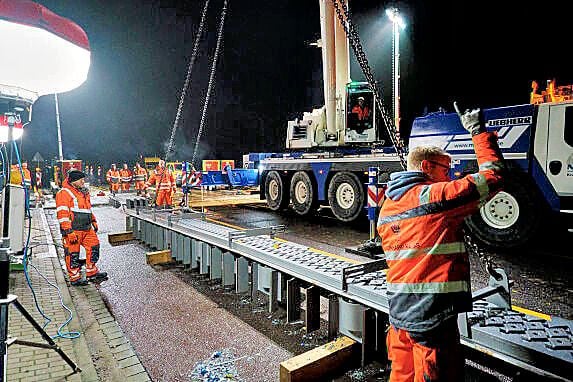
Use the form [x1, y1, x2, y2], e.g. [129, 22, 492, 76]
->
[88, 165, 95, 185]
[133, 162, 147, 196]
[144, 159, 176, 208]
[10, 162, 32, 189]
[55, 170, 107, 286]
[96, 165, 103, 186]
[54, 165, 61, 187]
[120, 163, 132, 192]
[351, 96, 370, 121]
[376, 103, 505, 382]
[34, 166, 44, 204]
[106, 164, 120, 195]
[35, 166, 42, 189]
[21, 162, 32, 189]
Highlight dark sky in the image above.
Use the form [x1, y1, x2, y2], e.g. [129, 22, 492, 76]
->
[21, 0, 573, 168]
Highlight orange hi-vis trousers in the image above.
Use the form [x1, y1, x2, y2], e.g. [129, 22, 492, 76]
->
[110, 182, 120, 192]
[387, 324, 464, 382]
[63, 230, 100, 282]
[156, 189, 173, 207]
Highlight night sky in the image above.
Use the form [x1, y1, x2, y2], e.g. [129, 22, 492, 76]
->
[20, 0, 573, 168]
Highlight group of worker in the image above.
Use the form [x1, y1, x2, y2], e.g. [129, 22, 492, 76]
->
[105, 162, 148, 195]
[106, 160, 176, 208]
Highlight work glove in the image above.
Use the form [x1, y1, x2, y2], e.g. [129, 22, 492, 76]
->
[454, 101, 485, 136]
[66, 232, 78, 245]
[92, 221, 99, 233]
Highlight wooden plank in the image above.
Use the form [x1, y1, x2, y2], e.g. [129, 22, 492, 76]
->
[146, 250, 172, 265]
[279, 336, 359, 382]
[108, 231, 134, 245]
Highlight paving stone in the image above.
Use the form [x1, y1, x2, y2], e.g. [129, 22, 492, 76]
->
[125, 372, 151, 382]
[118, 355, 141, 369]
[109, 336, 129, 347]
[113, 348, 137, 361]
[111, 343, 133, 353]
[122, 364, 146, 377]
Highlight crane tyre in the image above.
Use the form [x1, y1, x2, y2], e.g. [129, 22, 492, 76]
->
[328, 172, 364, 222]
[290, 171, 318, 215]
[265, 171, 289, 211]
[464, 175, 542, 250]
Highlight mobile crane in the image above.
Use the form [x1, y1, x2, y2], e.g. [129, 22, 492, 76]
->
[251, 0, 573, 250]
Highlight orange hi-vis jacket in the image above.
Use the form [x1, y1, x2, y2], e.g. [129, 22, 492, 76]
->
[56, 179, 97, 236]
[377, 132, 504, 333]
[106, 169, 120, 184]
[120, 168, 132, 183]
[145, 167, 176, 191]
[351, 105, 370, 120]
[133, 167, 147, 182]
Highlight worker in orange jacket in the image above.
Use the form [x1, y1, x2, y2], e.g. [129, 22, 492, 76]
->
[144, 159, 176, 208]
[133, 162, 147, 196]
[56, 170, 107, 286]
[351, 96, 370, 121]
[21, 162, 32, 189]
[120, 163, 132, 192]
[106, 164, 120, 195]
[377, 103, 505, 382]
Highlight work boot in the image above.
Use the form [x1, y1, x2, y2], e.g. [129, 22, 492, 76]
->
[70, 279, 88, 286]
[88, 272, 108, 282]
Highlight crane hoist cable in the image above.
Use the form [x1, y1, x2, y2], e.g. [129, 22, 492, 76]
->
[164, 0, 211, 162]
[153, 0, 226, 203]
[330, 0, 408, 170]
[190, 0, 228, 169]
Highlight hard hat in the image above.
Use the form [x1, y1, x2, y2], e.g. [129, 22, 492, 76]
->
[358, 96, 365, 101]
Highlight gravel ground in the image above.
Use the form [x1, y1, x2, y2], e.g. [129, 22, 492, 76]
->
[89, 206, 292, 382]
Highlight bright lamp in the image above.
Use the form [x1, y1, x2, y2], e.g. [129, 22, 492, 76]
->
[0, 0, 90, 142]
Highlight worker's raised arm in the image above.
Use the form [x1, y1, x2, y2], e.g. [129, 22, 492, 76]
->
[437, 105, 505, 216]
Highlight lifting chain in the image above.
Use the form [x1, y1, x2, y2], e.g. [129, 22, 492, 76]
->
[330, 0, 408, 170]
[191, 0, 228, 169]
[462, 227, 502, 280]
[165, 0, 211, 161]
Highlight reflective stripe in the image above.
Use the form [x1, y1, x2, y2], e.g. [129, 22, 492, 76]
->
[58, 217, 71, 223]
[385, 241, 465, 261]
[71, 207, 92, 214]
[479, 160, 504, 172]
[56, 206, 70, 213]
[471, 173, 489, 202]
[419, 185, 431, 205]
[387, 280, 469, 294]
[61, 188, 92, 213]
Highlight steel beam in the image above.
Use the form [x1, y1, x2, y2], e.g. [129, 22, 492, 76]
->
[235, 256, 249, 293]
[305, 286, 320, 333]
